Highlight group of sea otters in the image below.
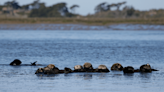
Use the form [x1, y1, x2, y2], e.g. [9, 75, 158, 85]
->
[10, 59, 159, 75]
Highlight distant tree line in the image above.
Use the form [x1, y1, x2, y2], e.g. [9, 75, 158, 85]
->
[0, 0, 79, 17]
[28, 0, 79, 17]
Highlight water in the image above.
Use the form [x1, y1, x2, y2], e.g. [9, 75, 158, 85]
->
[0, 29, 164, 92]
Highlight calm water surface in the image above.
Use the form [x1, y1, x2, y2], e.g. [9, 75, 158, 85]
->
[0, 30, 164, 92]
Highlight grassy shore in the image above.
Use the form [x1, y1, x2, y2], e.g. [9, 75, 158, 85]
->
[0, 18, 164, 25]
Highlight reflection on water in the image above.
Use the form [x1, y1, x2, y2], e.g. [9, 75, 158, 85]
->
[139, 73, 152, 79]
[124, 73, 134, 80]
[0, 30, 164, 92]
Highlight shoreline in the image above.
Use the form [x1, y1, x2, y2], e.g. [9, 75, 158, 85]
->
[0, 18, 164, 25]
[0, 23, 164, 30]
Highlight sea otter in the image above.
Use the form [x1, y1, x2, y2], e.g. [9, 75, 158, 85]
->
[74, 65, 84, 72]
[111, 63, 123, 71]
[95, 65, 110, 72]
[83, 62, 94, 72]
[64, 67, 73, 74]
[35, 68, 44, 74]
[10, 59, 22, 65]
[123, 66, 134, 73]
[35, 64, 59, 74]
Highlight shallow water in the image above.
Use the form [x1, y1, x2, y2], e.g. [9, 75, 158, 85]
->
[0, 30, 164, 92]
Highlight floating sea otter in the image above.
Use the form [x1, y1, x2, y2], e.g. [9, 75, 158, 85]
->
[35, 68, 44, 74]
[83, 62, 93, 72]
[123, 66, 134, 73]
[35, 64, 59, 74]
[74, 65, 84, 72]
[64, 67, 73, 74]
[10, 59, 22, 65]
[140, 63, 152, 72]
[95, 65, 110, 72]
[140, 63, 158, 72]
[111, 63, 123, 71]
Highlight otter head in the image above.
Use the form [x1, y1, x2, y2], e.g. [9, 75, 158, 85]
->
[111, 63, 123, 71]
[47, 64, 55, 69]
[98, 65, 108, 70]
[35, 68, 44, 74]
[83, 62, 93, 69]
[74, 65, 83, 70]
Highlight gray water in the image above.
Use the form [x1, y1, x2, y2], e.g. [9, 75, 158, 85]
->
[0, 30, 164, 92]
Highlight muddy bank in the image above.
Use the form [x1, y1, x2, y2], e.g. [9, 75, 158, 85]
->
[0, 24, 164, 30]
